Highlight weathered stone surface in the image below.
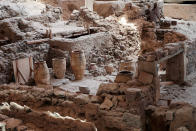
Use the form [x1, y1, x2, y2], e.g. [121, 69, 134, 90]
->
[97, 83, 119, 95]
[79, 86, 90, 94]
[100, 97, 113, 110]
[90, 95, 102, 104]
[85, 103, 99, 119]
[53, 90, 66, 98]
[0, 102, 97, 131]
[4, 118, 22, 129]
[125, 88, 142, 103]
[138, 71, 153, 85]
[164, 31, 187, 44]
[122, 113, 142, 128]
[74, 94, 90, 105]
[119, 83, 130, 93]
[93, 1, 126, 18]
[127, 79, 142, 87]
[147, 103, 196, 131]
[49, 32, 113, 63]
[0, 114, 9, 121]
[115, 71, 133, 83]
[138, 61, 157, 76]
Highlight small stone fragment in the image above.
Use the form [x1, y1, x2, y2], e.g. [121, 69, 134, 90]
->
[79, 86, 90, 94]
[4, 118, 22, 129]
[104, 65, 114, 75]
[138, 71, 153, 85]
[100, 97, 113, 110]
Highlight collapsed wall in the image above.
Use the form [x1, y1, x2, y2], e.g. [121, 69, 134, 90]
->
[0, 102, 97, 131]
[0, 0, 196, 131]
[146, 103, 196, 131]
[0, 81, 154, 131]
[40, 0, 85, 19]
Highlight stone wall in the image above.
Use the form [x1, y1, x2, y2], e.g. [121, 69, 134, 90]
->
[49, 32, 113, 66]
[146, 103, 196, 131]
[0, 41, 49, 84]
[93, 0, 163, 23]
[0, 81, 155, 131]
[40, 0, 85, 19]
[0, 102, 97, 131]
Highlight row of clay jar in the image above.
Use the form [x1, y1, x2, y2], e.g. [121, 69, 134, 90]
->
[34, 50, 86, 85]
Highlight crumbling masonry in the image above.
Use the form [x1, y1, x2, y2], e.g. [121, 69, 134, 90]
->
[0, 0, 196, 131]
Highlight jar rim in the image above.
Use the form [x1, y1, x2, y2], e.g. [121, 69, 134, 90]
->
[71, 50, 83, 53]
[35, 61, 46, 64]
[52, 57, 66, 60]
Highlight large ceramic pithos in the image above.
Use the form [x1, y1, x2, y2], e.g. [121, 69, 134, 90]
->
[114, 71, 133, 83]
[70, 50, 86, 80]
[34, 61, 50, 85]
[52, 58, 66, 79]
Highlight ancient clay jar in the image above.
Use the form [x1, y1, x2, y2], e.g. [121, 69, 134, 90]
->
[115, 71, 133, 83]
[34, 61, 50, 85]
[52, 58, 66, 79]
[70, 50, 86, 80]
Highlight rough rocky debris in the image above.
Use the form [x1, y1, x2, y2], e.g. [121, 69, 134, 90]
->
[0, 84, 153, 131]
[68, 7, 141, 64]
[146, 103, 196, 131]
[0, 102, 97, 131]
[0, 0, 64, 84]
[40, 0, 85, 20]
[0, 0, 196, 131]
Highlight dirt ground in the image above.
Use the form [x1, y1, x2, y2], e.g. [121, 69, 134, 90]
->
[162, 3, 196, 107]
[163, 4, 196, 21]
[160, 84, 196, 107]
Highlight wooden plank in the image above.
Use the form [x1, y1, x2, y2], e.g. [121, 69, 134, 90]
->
[156, 49, 183, 63]
[13, 57, 33, 85]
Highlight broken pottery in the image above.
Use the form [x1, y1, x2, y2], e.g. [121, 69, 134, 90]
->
[70, 50, 86, 80]
[52, 57, 66, 79]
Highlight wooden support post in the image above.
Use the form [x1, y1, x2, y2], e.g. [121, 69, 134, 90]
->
[166, 52, 186, 84]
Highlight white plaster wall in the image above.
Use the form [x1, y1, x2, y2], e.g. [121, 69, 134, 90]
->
[85, 0, 94, 11]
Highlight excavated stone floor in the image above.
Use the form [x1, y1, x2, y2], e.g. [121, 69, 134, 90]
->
[164, 4, 196, 21]
[160, 82, 196, 107]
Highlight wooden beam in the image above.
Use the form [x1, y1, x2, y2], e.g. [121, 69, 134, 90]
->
[156, 49, 184, 63]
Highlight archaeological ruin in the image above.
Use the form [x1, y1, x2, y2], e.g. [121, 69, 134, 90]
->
[0, 0, 195, 130]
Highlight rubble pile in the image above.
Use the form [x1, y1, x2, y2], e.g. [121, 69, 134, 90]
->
[40, 0, 85, 19]
[68, 7, 141, 67]
[0, 102, 97, 131]
[0, 0, 196, 131]
[0, 80, 155, 131]
[0, 0, 62, 42]
[146, 103, 196, 131]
